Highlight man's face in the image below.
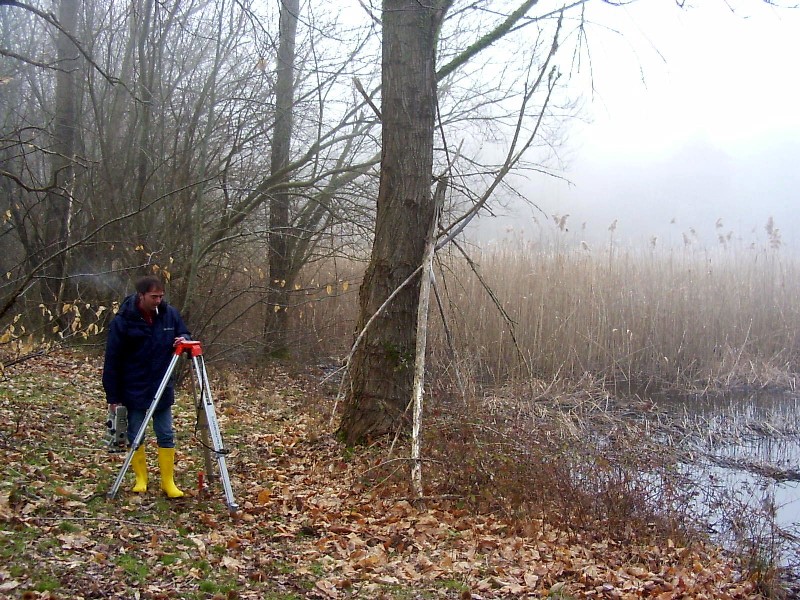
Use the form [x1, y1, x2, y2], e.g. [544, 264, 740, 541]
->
[138, 288, 164, 313]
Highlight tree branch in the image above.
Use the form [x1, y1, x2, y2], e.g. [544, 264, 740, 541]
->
[1, 0, 123, 87]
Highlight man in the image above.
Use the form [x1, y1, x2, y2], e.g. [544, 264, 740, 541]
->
[103, 275, 190, 498]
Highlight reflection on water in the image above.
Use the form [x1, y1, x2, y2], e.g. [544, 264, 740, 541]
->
[654, 390, 800, 570]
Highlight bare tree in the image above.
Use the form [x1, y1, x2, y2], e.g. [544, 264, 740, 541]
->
[337, 0, 451, 444]
[337, 0, 575, 444]
[265, 0, 299, 355]
[0, 0, 382, 356]
[40, 0, 79, 307]
[1, 0, 568, 366]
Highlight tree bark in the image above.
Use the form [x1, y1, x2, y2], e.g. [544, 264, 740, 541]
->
[39, 0, 78, 305]
[266, 0, 299, 356]
[338, 0, 447, 445]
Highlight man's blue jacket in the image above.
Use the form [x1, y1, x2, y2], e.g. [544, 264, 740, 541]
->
[102, 293, 191, 411]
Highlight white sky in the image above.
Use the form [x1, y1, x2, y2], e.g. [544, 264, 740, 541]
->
[343, 0, 800, 251]
[482, 1, 800, 252]
[581, 1, 800, 159]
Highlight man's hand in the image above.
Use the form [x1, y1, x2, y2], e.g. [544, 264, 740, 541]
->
[173, 336, 187, 347]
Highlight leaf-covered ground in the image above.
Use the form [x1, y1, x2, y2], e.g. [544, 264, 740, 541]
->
[0, 349, 764, 599]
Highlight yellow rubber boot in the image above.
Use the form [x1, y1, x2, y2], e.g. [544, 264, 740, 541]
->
[157, 447, 184, 498]
[131, 446, 148, 493]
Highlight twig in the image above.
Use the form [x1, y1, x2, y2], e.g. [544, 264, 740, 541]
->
[353, 77, 381, 120]
[398, 494, 463, 503]
[357, 456, 443, 480]
[22, 515, 176, 531]
[1, 349, 47, 368]
[411, 177, 446, 499]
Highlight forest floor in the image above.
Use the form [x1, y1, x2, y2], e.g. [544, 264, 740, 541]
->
[0, 348, 767, 599]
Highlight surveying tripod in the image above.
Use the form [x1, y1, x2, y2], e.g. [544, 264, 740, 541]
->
[107, 341, 239, 513]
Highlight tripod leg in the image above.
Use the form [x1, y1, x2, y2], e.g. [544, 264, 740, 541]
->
[195, 391, 215, 486]
[107, 352, 182, 500]
[191, 355, 239, 513]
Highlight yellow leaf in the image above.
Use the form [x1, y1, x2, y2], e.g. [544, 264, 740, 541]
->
[0, 330, 11, 344]
[326, 285, 333, 295]
[135, 245, 143, 251]
[257, 489, 271, 504]
[342, 281, 349, 291]
[273, 305, 280, 313]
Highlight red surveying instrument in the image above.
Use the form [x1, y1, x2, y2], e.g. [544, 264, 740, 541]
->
[107, 340, 239, 513]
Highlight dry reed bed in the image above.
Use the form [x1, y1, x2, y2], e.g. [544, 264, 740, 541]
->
[428, 240, 800, 389]
[293, 239, 800, 392]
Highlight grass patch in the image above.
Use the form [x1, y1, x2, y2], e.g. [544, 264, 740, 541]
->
[115, 553, 149, 582]
[268, 560, 296, 575]
[58, 521, 81, 533]
[437, 578, 469, 592]
[34, 573, 61, 592]
[159, 553, 180, 566]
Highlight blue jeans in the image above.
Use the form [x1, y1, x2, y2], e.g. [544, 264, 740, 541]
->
[127, 405, 175, 448]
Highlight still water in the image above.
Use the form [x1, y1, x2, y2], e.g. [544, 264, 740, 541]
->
[653, 390, 800, 570]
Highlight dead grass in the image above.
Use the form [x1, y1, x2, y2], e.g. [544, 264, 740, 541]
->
[432, 239, 799, 390]
[288, 236, 800, 393]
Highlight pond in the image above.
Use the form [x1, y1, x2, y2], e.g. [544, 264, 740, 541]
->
[652, 390, 800, 587]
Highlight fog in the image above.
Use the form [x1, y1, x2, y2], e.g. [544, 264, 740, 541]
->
[472, 1, 800, 254]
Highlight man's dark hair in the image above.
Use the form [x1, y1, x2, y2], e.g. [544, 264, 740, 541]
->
[135, 275, 165, 295]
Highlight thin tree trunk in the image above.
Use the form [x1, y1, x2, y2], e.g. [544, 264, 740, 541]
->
[411, 178, 446, 499]
[134, 0, 154, 204]
[40, 0, 78, 306]
[265, 0, 299, 356]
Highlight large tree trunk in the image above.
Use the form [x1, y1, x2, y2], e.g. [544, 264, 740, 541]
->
[338, 0, 447, 445]
[265, 0, 299, 356]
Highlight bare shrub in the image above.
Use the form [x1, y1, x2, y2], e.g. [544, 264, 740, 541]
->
[419, 376, 702, 546]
